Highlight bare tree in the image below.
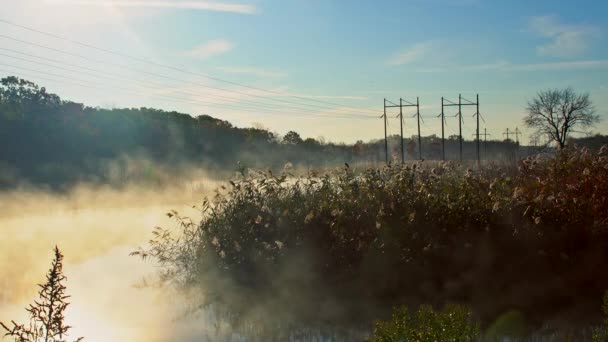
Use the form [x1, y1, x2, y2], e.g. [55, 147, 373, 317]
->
[524, 87, 599, 149]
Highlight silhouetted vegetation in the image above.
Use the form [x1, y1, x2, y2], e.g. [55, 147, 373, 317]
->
[1, 247, 83, 342]
[135, 145, 608, 339]
[1, 76, 579, 190]
[525, 87, 598, 149]
[0, 77, 360, 188]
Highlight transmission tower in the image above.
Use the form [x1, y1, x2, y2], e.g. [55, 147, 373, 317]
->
[384, 98, 419, 163]
[442, 94, 479, 162]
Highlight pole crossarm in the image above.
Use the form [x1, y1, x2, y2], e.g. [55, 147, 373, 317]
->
[381, 93, 482, 164]
[385, 99, 399, 107]
[460, 96, 476, 104]
[386, 103, 417, 108]
[444, 103, 476, 107]
[383, 97, 421, 164]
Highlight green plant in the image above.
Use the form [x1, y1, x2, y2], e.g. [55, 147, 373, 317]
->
[1, 247, 83, 342]
[368, 304, 479, 342]
[483, 310, 526, 341]
[593, 291, 608, 342]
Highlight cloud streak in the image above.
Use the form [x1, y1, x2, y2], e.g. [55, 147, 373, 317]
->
[528, 15, 599, 58]
[182, 39, 234, 59]
[45, 0, 257, 14]
[388, 42, 435, 66]
[218, 67, 287, 78]
[415, 59, 608, 73]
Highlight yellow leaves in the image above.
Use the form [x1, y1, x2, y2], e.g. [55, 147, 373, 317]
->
[304, 211, 315, 224]
[255, 215, 262, 225]
[211, 236, 220, 247]
[512, 187, 524, 200]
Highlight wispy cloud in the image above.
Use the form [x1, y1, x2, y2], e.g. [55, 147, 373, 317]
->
[388, 42, 435, 66]
[415, 59, 608, 73]
[45, 0, 257, 14]
[280, 94, 369, 101]
[218, 67, 287, 78]
[182, 39, 233, 59]
[509, 59, 608, 71]
[528, 15, 599, 58]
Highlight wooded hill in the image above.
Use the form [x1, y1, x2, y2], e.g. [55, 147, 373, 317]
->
[2, 76, 600, 188]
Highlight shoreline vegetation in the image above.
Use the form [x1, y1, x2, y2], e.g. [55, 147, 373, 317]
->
[128, 145, 608, 340]
[6, 77, 607, 191]
[3, 78, 608, 340]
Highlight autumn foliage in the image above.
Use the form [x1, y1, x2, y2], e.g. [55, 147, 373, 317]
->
[137, 146, 608, 334]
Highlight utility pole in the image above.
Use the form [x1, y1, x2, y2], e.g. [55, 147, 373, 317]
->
[440, 97, 445, 160]
[399, 99, 404, 163]
[385, 97, 419, 162]
[531, 136, 538, 148]
[416, 96, 422, 160]
[514, 127, 521, 145]
[475, 94, 480, 166]
[383, 98, 388, 163]
[483, 128, 490, 157]
[473, 128, 491, 161]
[458, 94, 462, 161]
[503, 128, 512, 141]
[442, 94, 479, 163]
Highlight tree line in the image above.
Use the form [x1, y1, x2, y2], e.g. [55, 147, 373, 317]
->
[1, 76, 603, 188]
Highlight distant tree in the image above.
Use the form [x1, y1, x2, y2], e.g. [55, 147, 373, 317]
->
[353, 140, 365, 156]
[1, 247, 83, 342]
[282, 131, 303, 145]
[302, 137, 319, 148]
[524, 87, 599, 149]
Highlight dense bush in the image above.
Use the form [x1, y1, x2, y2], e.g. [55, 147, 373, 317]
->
[593, 291, 608, 342]
[136, 146, 608, 335]
[368, 304, 479, 341]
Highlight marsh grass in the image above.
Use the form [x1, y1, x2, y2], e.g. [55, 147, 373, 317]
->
[135, 145, 608, 339]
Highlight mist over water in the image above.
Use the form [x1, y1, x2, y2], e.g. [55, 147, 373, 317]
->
[0, 178, 223, 341]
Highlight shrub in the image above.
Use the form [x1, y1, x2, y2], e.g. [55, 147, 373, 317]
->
[369, 304, 479, 342]
[515, 145, 608, 233]
[482, 310, 526, 341]
[136, 146, 608, 333]
[1, 247, 83, 342]
[593, 291, 608, 342]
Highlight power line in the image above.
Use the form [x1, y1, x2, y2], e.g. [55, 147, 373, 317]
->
[0, 35, 371, 116]
[0, 34, 382, 117]
[0, 18, 380, 114]
[0, 49, 373, 118]
[0, 63, 375, 120]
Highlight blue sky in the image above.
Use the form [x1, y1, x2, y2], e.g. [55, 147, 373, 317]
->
[1, 0, 607, 143]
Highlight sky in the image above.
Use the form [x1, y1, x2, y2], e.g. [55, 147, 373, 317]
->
[0, 0, 607, 143]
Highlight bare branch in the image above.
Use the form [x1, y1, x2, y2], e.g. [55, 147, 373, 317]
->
[524, 87, 598, 149]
